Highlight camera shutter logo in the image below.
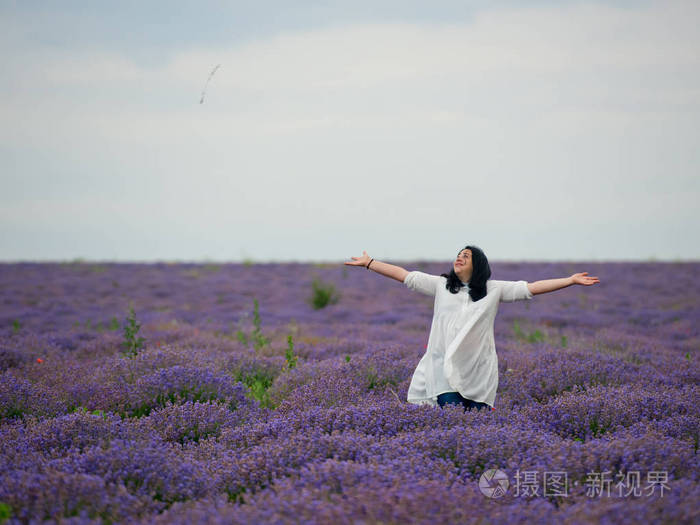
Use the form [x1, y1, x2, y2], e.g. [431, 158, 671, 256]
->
[479, 468, 509, 498]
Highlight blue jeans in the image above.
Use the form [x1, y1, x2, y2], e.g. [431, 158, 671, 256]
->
[437, 392, 490, 412]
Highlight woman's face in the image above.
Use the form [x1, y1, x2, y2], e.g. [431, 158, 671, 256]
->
[454, 248, 473, 282]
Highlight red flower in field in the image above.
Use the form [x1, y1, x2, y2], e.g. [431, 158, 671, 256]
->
[36, 358, 43, 363]
[156, 341, 162, 347]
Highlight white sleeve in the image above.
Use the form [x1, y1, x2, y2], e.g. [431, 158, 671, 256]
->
[404, 271, 441, 297]
[491, 280, 533, 303]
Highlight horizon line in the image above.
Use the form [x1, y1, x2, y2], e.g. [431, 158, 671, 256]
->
[1, 257, 698, 265]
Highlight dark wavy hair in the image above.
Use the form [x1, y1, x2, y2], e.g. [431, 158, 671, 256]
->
[440, 245, 492, 302]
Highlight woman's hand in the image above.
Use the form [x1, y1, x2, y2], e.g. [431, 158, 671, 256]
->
[571, 272, 600, 286]
[345, 250, 372, 267]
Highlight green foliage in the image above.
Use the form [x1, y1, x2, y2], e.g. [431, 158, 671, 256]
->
[234, 370, 275, 409]
[512, 319, 524, 339]
[527, 329, 545, 343]
[561, 335, 568, 348]
[345, 355, 351, 363]
[121, 306, 146, 358]
[252, 299, 262, 336]
[229, 300, 270, 351]
[174, 421, 222, 445]
[308, 278, 341, 310]
[236, 329, 249, 345]
[248, 375, 274, 408]
[686, 352, 691, 361]
[251, 299, 270, 352]
[588, 416, 610, 438]
[11, 320, 20, 334]
[126, 387, 230, 418]
[226, 486, 247, 504]
[2, 406, 23, 420]
[364, 364, 398, 391]
[109, 316, 120, 331]
[0, 502, 12, 523]
[285, 334, 297, 369]
[156, 389, 216, 407]
[513, 319, 546, 343]
[69, 406, 107, 419]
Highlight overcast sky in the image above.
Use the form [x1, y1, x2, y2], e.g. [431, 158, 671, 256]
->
[1, 0, 698, 263]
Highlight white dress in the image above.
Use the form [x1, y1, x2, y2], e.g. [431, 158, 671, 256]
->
[403, 271, 533, 408]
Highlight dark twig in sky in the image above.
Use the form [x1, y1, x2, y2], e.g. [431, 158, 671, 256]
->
[199, 64, 221, 104]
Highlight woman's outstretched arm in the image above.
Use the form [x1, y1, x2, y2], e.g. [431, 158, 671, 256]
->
[527, 272, 600, 296]
[344, 250, 409, 283]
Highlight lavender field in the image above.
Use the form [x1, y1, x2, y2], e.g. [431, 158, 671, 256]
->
[1, 260, 698, 524]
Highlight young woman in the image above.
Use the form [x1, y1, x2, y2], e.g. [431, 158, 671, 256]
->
[345, 246, 600, 412]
